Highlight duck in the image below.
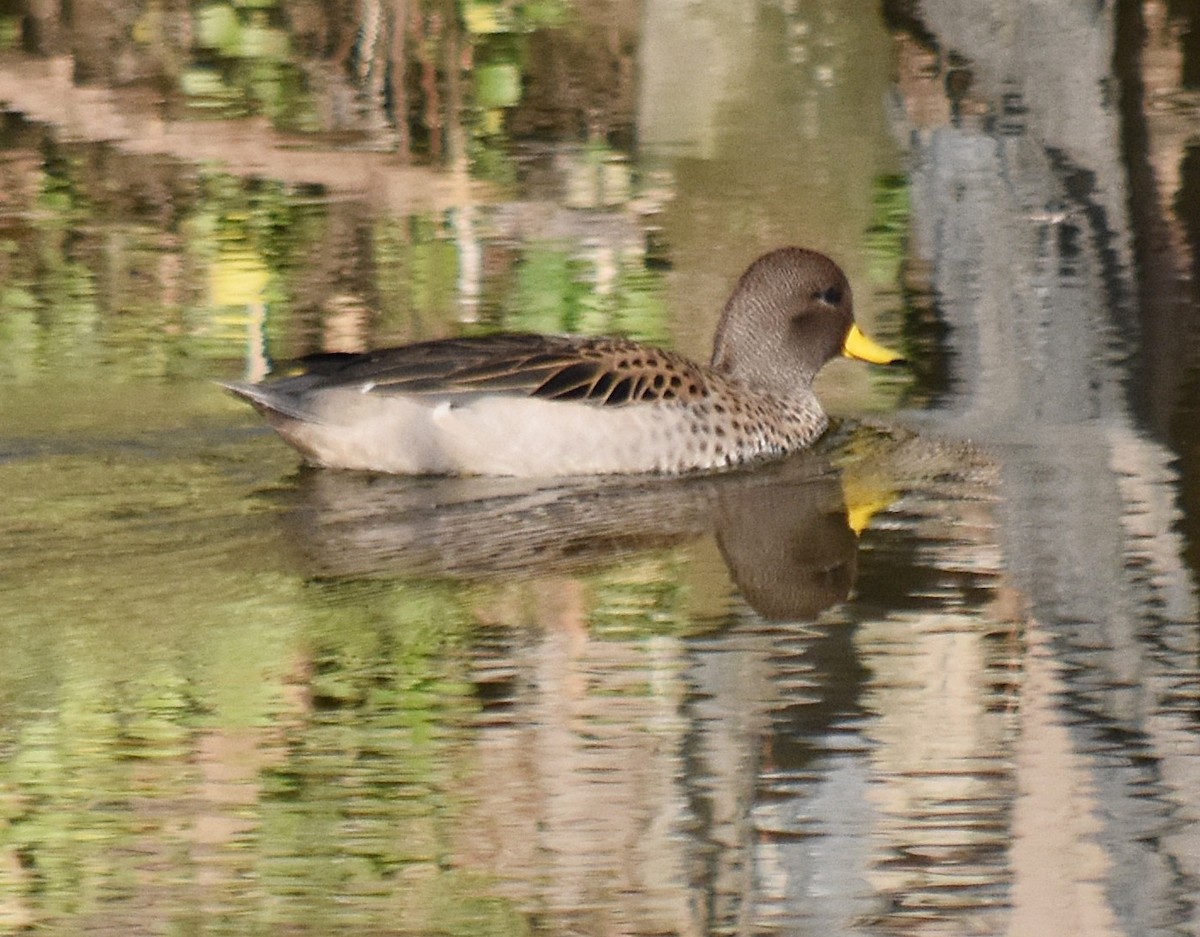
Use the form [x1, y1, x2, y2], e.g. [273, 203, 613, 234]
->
[221, 247, 904, 477]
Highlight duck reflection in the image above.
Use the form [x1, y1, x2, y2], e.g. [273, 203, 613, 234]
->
[276, 447, 865, 621]
[257, 427, 990, 936]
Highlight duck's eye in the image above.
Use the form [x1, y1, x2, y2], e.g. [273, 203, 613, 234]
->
[814, 286, 842, 306]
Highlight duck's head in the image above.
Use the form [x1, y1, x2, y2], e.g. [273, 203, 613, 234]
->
[711, 247, 903, 395]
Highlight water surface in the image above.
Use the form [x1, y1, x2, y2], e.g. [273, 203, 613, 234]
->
[1, 2, 1199, 935]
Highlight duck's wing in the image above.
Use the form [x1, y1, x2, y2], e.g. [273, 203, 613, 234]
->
[263, 333, 710, 408]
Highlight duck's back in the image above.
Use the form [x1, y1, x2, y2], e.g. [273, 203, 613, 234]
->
[221, 333, 826, 476]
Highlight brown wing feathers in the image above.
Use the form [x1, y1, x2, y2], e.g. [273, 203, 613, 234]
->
[300, 335, 708, 408]
[453, 342, 705, 406]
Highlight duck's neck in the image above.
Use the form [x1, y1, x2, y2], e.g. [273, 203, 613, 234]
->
[711, 349, 819, 406]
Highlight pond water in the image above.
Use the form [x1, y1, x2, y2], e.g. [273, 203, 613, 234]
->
[1, 1, 1199, 935]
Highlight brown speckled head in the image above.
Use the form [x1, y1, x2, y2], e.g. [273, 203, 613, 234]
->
[710, 247, 854, 397]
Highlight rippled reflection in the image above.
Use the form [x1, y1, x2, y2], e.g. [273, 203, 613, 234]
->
[1, 0, 1200, 935]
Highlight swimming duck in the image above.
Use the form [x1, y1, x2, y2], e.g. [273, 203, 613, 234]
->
[221, 247, 904, 476]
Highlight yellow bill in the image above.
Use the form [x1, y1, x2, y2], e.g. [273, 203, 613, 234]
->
[842, 323, 905, 365]
[840, 475, 898, 535]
